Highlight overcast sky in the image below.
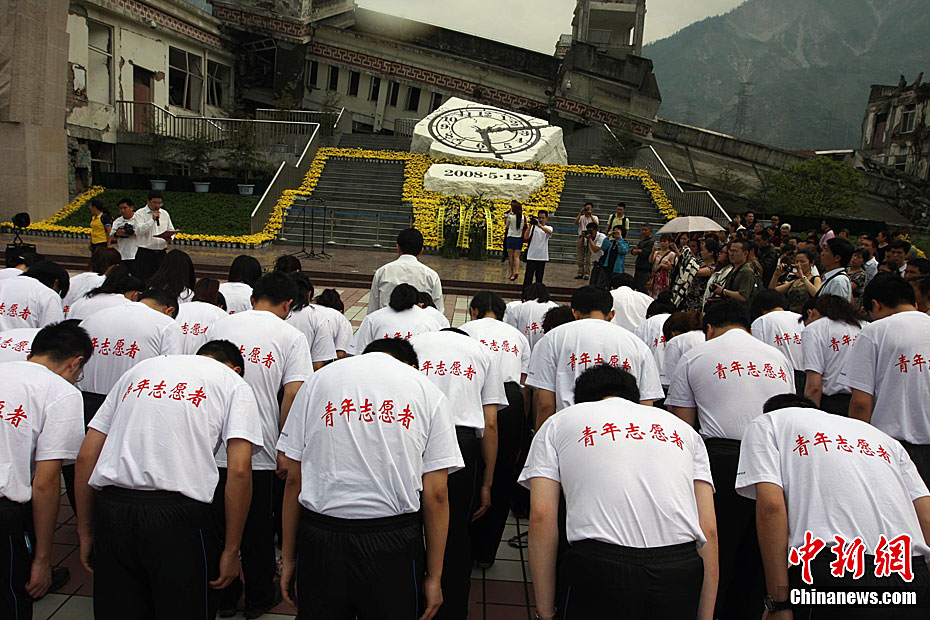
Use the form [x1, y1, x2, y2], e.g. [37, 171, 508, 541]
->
[357, 0, 745, 53]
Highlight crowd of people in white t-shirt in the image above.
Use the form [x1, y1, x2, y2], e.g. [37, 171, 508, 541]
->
[1, 224, 930, 620]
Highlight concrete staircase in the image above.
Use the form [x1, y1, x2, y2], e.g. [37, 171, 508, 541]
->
[338, 133, 413, 151]
[279, 157, 410, 250]
[547, 174, 668, 266]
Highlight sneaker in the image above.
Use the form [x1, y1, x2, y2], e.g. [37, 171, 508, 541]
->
[218, 608, 238, 618]
[476, 559, 495, 570]
[244, 587, 284, 619]
[49, 567, 70, 593]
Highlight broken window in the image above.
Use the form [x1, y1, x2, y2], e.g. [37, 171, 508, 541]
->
[406, 87, 421, 112]
[308, 61, 319, 88]
[388, 82, 400, 107]
[206, 60, 230, 108]
[348, 71, 360, 97]
[901, 105, 917, 133]
[328, 66, 339, 91]
[87, 20, 112, 104]
[169, 47, 203, 112]
[369, 76, 381, 102]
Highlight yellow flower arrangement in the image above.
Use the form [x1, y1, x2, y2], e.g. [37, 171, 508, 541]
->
[0, 186, 106, 235]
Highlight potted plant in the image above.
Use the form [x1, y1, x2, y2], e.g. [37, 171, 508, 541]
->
[226, 122, 266, 196]
[148, 131, 174, 191]
[180, 131, 215, 193]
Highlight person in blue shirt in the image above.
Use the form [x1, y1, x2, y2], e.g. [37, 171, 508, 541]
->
[598, 225, 631, 286]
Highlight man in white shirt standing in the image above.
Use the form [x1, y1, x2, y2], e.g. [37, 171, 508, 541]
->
[666, 300, 794, 620]
[108, 197, 142, 275]
[528, 286, 664, 429]
[522, 365, 718, 620]
[817, 238, 854, 301]
[859, 235, 880, 284]
[0, 322, 91, 620]
[523, 211, 553, 288]
[277, 339, 463, 620]
[844, 274, 930, 487]
[74, 340, 263, 620]
[737, 395, 930, 618]
[573, 202, 599, 280]
[410, 329, 507, 620]
[369, 228, 444, 314]
[210, 272, 312, 618]
[133, 190, 176, 280]
[583, 222, 607, 287]
[462, 292, 532, 568]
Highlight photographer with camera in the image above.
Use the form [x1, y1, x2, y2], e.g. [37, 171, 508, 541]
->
[574, 203, 599, 280]
[523, 211, 553, 288]
[584, 222, 608, 288]
[108, 198, 142, 276]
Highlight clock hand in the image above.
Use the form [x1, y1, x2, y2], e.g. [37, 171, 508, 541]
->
[475, 126, 504, 160]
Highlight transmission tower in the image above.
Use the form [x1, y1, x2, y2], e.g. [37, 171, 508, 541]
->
[731, 82, 754, 137]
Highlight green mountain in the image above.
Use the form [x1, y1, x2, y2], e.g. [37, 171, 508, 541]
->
[644, 0, 930, 149]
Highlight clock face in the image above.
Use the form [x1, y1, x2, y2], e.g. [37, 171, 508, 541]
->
[427, 107, 542, 156]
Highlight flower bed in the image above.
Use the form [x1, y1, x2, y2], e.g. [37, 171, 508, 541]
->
[1, 149, 679, 250]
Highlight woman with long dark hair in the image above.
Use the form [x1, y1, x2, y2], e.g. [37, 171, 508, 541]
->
[285, 272, 336, 369]
[800, 294, 863, 416]
[313, 289, 353, 359]
[350, 283, 444, 354]
[219, 255, 262, 314]
[175, 278, 229, 354]
[147, 249, 196, 304]
[67, 265, 145, 320]
[504, 200, 526, 281]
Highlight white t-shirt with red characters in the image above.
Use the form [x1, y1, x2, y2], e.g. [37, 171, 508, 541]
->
[801, 318, 862, 396]
[67, 293, 132, 322]
[218, 282, 253, 315]
[519, 399, 713, 548]
[633, 314, 670, 386]
[312, 304, 353, 354]
[79, 302, 183, 396]
[276, 353, 463, 518]
[666, 328, 795, 440]
[663, 331, 705, 388]
[840, 311, 930, 444]
[350, 306, 443, 355]
[527, 318, 664, 409]
[175, 301, 229, 355]
[286, 306, 337, 363]
[610, 287, 652, 332]
[0, 361, 84, 503]
[0, 327, 39, 363]
[62, 272, 105, 317]
[751, 310, 804, 371]
[210, 310, 312, 470]
[410, 331, 508, 430]
[736, 407, 930, 559]
[460, 317, 531, 385]
[0, 275, 64, 330]
[88, 355, 263, 503]
[506, 300, 559, 351]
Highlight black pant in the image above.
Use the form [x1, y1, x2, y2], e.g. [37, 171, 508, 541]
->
[789, 553, 930, 619]
[522, 260, 546, 288]
[212, 469, 276, 612]
[93, 487, 221, 620]
[821, 392, 852, 417]
[63, 391, 108, 513]
[0, 498, 32, 620]
[633, 267, 651, 291]
[121, 258, 136, 276]
[705, 438, 765, 620]
[435, 427, 480, 620]
[557, 540, 703, 619]
[470, 382, 525, 563]
[134, 247, 166, 281]
[901, 441, 930, 489]
[296, 509, 425, 619]
[795, 369, 807, 396]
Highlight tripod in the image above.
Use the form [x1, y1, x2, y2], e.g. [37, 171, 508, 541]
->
[316, 197, 331, 259]
[290, 197, 318, 259]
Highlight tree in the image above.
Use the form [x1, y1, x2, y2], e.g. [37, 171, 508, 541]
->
[226, 122, 266, 182]
[761, 157, 865, 217]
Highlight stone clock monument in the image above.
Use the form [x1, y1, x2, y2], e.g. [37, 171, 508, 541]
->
[411, 97, 568, 165]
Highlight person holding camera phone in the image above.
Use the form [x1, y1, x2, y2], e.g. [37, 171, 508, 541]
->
[109, 198, 142, 275]
[574, 203, 599, 280]
[523, 211, 553, 288]
[504, 200, 527, 282]
[584, 222, 608, 287]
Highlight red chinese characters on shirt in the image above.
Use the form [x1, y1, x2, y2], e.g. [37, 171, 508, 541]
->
[790, 433, 892, 463]
[91, 338, 140, 358]
[569, 353, 629, 372]
[118, 380, 207, 407]
[525, 322, 541, 336]
[893, 353, 930, 373]
[320, 397, 415, 430]
[236, 346, 278, 368]
[421, 360, 477, 381]
[579, 421, 684, 450]
[0, 402, 28, 428]
[0, 339, 31, 355]
[712, 360, 789, 383]
[790, 531, 914, 585]
[829, 334, 858, 352]
[774, 333, 803, 347]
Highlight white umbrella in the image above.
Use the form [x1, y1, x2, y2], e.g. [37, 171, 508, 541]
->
[656, 216, 725, 234]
